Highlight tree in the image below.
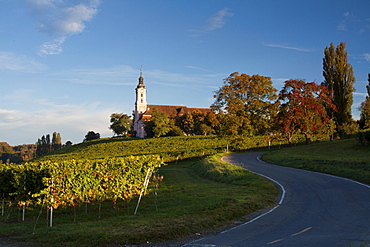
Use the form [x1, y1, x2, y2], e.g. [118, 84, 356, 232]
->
[190, 111, 217, 136]
[181, 112, 195, 135]
[109, 113, 132, 137]
[212, 73, 278, 137]
[323, 42, 356, 138]
[36, 132, 62, 157]
[275, 79, 336, 144]
[45, 134, 51, 153]
[36, 135, 50, 157]
[359, 74, 370, 129]
[84, 131, 100, 142]
[52, 132, 62, 151]
[65, 141, 73, 147]
[144, 108, 170, 138]
[167, 118, 184, 136]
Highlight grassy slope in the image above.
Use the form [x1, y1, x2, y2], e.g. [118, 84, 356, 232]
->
[262, 139, 370, 184]
[1, 137, 277, 246]
[37, 136, 228, 162]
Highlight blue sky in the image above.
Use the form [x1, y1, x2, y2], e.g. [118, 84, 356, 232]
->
[1, 0, 369, 146]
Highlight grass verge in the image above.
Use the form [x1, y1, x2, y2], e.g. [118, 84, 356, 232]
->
[262, 139, 370, 184]
[1, 156, 277, 246]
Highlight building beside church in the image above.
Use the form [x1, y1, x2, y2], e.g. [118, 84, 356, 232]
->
[133, 70, 211, 138]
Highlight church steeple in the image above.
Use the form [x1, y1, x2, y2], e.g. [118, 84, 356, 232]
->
[137, 67, 145, 88]
[133, 67, 148, 138]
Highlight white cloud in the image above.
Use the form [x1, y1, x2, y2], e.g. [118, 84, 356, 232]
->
[185, 65, 213, 72]
[0, 101, 114, 146]
[206, 8, 234, 31]
[364, 53, 370, 62]
[337, 11, 370, 33]
[0, 51, 46, 71]
[264, 43, 313, 52]
[24, 0, 100, 55]
[0, 109, 23, 124]
[190, 8, 233, 37]
[38, 36, 66, 55]
[52, 65, 223, 87]
[354, 92, 368, 97]
[337, 12, 351, 31]
[53, 65, 138, 85]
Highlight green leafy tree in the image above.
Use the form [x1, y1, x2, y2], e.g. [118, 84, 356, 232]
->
[65, 141, 73, 147]
[109, 113, 132, 137]
[167, 118, 184, 136]
[36, 135, 49, 157]
[275, 79, 336, 144]
[359, 74, 370, 129]
[84, 131, 100, 142]
[45, 134, 51, 153]
[323, 42, 356, 138]
[212, 73, 278, 137]
[144, 108, 170, 138]
[191, 111, 216, 136]
[179, 112, 195, 135]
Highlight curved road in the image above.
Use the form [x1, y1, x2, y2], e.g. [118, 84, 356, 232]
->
[184, 152, 370, 247]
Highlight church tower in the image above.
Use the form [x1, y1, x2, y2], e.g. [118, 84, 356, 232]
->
[133, 68, 147, 137]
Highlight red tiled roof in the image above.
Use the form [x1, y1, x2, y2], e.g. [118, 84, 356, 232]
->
[144, 105, 211, 117]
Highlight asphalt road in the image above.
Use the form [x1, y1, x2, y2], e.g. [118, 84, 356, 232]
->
[184, 152, 370, 247]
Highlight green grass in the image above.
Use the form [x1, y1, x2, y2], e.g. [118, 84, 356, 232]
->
[0, 157, 277, 246]
[262, 139, 370, 184]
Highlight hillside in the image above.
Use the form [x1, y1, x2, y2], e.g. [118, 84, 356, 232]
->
[1, 136, 278, 246]
[263, 139, 370, 184]
[0, 142, 36, 163]
[36, 135, 229, 162]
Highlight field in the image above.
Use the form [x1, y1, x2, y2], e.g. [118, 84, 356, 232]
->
[0, 136, 277, 246]
[262, 139, 370, 184]
[2, 135, 369, 245]
[37, 135, 230, 162]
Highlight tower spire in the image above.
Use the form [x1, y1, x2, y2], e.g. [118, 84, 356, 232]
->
[138, 66, 144, 87]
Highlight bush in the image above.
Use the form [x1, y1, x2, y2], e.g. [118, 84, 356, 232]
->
[191, 153, 264, 186]
[357, 129, 370, 145]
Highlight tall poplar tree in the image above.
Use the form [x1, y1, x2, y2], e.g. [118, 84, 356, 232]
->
[359, 74, 370, 129]
[323, 42, 356, 137]
[52, 132, 62, 151]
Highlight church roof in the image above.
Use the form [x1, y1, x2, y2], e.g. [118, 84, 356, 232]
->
[143, 105, 211, 118]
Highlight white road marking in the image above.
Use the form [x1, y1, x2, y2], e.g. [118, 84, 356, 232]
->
[291, 226, 313, 236]
[183, 155, 287, 246]
[267, 238, 284, 245]
[219, 156, 286, 234]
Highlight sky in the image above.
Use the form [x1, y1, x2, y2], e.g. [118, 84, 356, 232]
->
[1, 0, 369, 146]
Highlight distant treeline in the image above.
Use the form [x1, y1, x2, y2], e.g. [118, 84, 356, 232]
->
[0, 142, 36, 163]
[1, 132, 72, 163]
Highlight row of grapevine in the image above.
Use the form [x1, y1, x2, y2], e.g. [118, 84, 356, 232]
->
[36, 134, 334, 163]
[1, 155, 164, 221]
[36, 136, 229, 162]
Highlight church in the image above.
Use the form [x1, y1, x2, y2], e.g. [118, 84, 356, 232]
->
[133, 70, 211, 138]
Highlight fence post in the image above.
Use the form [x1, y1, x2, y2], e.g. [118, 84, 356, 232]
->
[50, 176, 54, 227]
[134, 168, 152, 215]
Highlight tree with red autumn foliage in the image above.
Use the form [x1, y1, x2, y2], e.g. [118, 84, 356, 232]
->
[275, 79, 336, 144]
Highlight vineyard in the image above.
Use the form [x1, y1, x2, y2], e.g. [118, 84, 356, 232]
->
[0, 156, 164, 226]
[37, 135, 230, 162]
[35, 134, 325, 163]
[1, 135, 329, 220]
[0, 134, 332, 245]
